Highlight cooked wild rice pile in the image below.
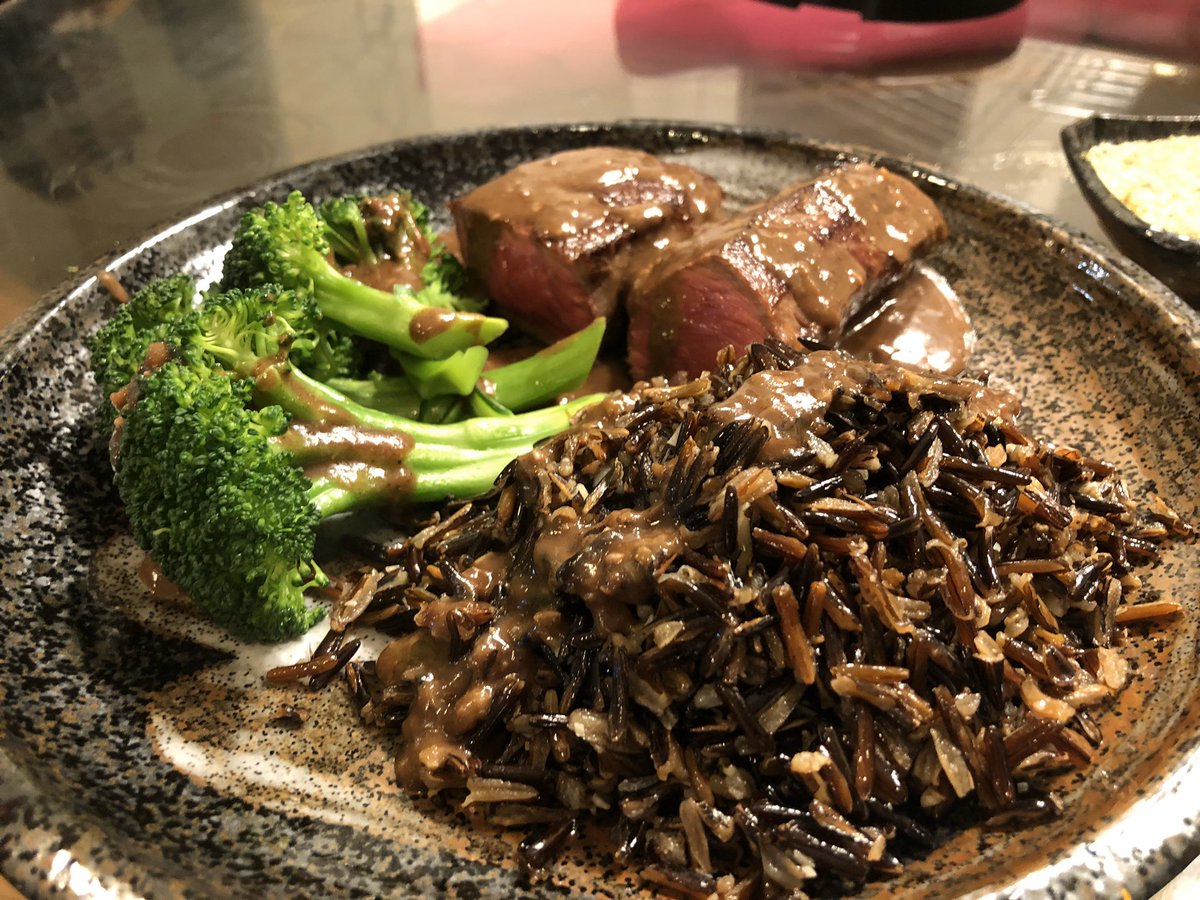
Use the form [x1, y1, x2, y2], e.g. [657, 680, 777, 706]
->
[291, 340, 1186, 896]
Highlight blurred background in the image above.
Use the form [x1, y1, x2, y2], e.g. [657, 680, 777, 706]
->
[0, 0, 1197, 328]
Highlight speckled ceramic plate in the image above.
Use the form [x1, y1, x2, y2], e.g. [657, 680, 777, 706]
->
[1, 123, 1199, 900]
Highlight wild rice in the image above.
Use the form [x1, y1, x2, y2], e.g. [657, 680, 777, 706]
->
[298, 341, 1189, 894]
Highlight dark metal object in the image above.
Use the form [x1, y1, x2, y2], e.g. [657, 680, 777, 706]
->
[755, 0, 1023, 22]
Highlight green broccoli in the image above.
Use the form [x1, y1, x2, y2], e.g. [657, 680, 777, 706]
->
[115, 363, 326, 640]
[403, 195, 478, 311]
[288, 321, 364, 382]
[325, 371, 422, 419]
[221, 192, 504, 359]
[89, 273, 197, 419]
[109, 284, 601, 640]
[321, 190, 481, 312]
[319, 195, 378, 267]
[326, 316, 608, 423]
[480, 317, 607, 412]
[173, 285, 591, 450]
[312, 192, 479, 375]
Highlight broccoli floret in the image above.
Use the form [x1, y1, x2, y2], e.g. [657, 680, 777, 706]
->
[116, 355, 597, 641]
[109, 284, 602, 641]
[173, 284, 593, 448]
[406, 195, 482, 312]
[317, 192, 471, 370]
[115, 363, 325, 641]
[289, 322, 364, 381]
[322, 190, 480, 312]
[89, 273, 197, 419]
[221, 192, 505, 359]
[319, 195, 378, 267]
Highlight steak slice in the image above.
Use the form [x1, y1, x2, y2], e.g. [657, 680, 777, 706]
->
[451, 147, 722, 343]
[626, 163, 948, 379]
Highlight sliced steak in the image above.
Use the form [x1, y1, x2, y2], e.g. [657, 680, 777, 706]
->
[451, 147, 722, 343]
[626, 163, 948, 379]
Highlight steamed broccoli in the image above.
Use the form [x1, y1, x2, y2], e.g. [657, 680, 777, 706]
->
[319, 195, 378, 267]
[312, 192, 478, 376]
[320, 190, 480, 313]
[288, 321, 364, 382]
[325, 372, 422, 419]
[109, 284, 600, 640]
[115, 363, 326, 640]
[222, 192, 504, 359]
[92, 183, 612, 643]
[89, 273, 197, 420]
[402, 194, 476, 310]
[173, 285, 589, 449]
[478, 317, 606, 412]
[329, 316, 608, 423]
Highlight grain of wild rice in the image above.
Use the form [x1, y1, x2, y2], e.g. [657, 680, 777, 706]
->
[280, 340, 1189, 896]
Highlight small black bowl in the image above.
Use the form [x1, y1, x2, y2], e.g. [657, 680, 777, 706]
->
[1061, 114, 1200, 304]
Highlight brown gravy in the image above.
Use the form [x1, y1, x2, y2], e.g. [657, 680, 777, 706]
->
[390, 469, 686, 792]
[302, 461, 414, 499]
[277, 424, 414, 466]
[342, 259, 423, 293]
[456, 146, 721, 244]
[408, 306, 460, 344]
[711, 349, 1018, 464]
[137, 554, 186, 602]
[837, 264, 976, 376]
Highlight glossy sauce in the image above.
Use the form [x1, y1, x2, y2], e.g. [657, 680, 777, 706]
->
[408, 306, 461, 344]
[740, 164, 946, 333]
[138, 554, 187, 602]
[391, 466, 685, 792]
[836, 264, 975, 375]
[278, 424, 414, 466]
[712, 350, 1018, 463]
[628, 163, 949, 378]
[457, 146, 720, 245]
[342, 259, 423, 293]
[302, 461, 414, 498]
[255, 367, 358, 425]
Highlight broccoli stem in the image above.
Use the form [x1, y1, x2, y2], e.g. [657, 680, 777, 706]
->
[325, 375, 423, 419]
[302, 318, 609, 424]
[482, 317, 606, 412]
[278, 424, 527, 471]
[261, 366, 601, 450]
[320, 197, 378, 266]
[397, 345, 489, 400]
[296, 245, 507, 359]
[305, 444, 529, 516]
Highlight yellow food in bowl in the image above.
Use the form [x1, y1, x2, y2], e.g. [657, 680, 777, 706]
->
[1084, 135, 1200, 240]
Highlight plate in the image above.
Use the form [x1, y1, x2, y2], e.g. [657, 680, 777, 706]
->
[1, 122, 1199, 899]
[1060, 114, 1200, 304]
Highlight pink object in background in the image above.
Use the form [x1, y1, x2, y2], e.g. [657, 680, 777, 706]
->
[614, 0, 1029, 74]
[1026, 0, 1200, 61]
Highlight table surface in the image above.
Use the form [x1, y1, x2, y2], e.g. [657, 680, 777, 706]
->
[0, 0, 1198, 897]
[1, 0, 1198, 331]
